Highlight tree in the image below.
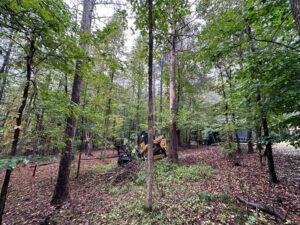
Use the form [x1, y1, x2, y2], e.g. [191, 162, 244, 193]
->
[0, 41, 13, 104]
[168, 21, 178, 162]
[51, 0, 94, 205]
[0, 0, 71, 221]
[144, 0, 154, 211]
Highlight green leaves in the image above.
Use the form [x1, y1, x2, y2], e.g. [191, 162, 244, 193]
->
[0, 155, 56, 171]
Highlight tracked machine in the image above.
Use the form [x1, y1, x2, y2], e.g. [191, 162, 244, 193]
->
[116, 131, 168, 165]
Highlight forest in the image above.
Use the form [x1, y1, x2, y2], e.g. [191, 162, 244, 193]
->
[0, 0, 300, 224]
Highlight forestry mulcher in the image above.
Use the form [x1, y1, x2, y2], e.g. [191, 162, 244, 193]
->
[116, 131, 168, 165]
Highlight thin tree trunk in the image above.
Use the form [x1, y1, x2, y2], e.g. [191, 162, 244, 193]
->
[262, 117, 278, 183]
[257, 91, 278, 183]
[51, 0, 93, 205]
[0, 40, 35, 224]
[247, 129, 254, 153]
[290, 0, 300, 38]
[145, 0, 154, 211]
[0, 41, 13, 104]
[168, 23, 178, 163]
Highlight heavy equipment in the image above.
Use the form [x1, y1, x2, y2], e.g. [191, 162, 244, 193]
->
[116, 131, 168, 165]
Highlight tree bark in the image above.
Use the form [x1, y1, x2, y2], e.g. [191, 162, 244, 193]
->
[247, 129, 254, 153]
[51, 0, 93, 205]
[262, 117, 278, 183]
[168, 23, 178, 163]
[0, 40, 35, 224]
[290, 0, 300, 38]
[145, 0, 154, 211]
[257, 91, 278, 183]
[0, 41, 13, 104]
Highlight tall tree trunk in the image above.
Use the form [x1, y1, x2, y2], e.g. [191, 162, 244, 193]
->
[290, 0, 300, 38]
[0, 40, 35, 224]
[257, 91, 278, 183]
[168, 23, 178, 163]
[0, 41, 13, 104]
[51, 0, 93, 205]
[145, 0, 154, 211]
[262, 117, 278, 183]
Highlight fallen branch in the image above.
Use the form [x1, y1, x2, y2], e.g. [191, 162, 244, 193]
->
[235, 195, 295, 225]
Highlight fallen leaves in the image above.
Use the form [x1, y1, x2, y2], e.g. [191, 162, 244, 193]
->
[0, 147, 299, 224]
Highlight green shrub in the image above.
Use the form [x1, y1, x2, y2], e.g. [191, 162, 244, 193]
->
[219, 193, 231, 203]
[199, 192, 216, 202]
[176, 165, 212, 181]
[135, 169, 147, 185]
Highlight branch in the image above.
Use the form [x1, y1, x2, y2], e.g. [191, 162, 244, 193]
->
[235, 195, 296, 225]
[251, 37, 300, 52]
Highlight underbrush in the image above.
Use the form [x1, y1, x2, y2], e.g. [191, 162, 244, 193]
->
[92, 160, 261, 225]
[135, 161, 212, 186]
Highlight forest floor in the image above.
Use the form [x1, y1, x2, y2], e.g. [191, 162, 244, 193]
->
[1, 146, 300, 225]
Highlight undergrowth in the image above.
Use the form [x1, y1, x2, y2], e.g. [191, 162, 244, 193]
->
[91, 160, 260, 224]
[135, 161, 212, 186]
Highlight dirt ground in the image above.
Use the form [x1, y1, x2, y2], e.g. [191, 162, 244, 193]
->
[1, 146, 300, 225]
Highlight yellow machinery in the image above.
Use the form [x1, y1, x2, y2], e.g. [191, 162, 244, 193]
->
[132, 131, 168, 160]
